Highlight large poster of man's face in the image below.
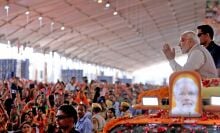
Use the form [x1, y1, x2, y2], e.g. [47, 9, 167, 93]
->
[169, 71, 202, 117]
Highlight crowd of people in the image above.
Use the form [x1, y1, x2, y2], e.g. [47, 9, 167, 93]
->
[0, 76, 145, 133]
[0, 24, 219, 133]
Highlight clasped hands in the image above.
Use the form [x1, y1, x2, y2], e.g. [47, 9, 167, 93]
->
[162, 43, 175, 60]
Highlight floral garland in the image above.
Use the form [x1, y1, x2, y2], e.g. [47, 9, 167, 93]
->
[104, 78, 220, 132]
[103, 111, 220, 133]
[137, 78, 220, 104]
[202, 78, 220, 87]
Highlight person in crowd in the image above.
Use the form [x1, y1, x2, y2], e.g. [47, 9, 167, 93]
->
[108, 94, 120, 117]
[91, 103, 106, 133]
[0, 102, 8, 133]
[33, 106, 46, 133]
[10, 104, 20, 131]
[0, 82, 10, 102]
[75, 104, 93, 133]
[104, 90, 110, 103]
[46, 110, 56, 133]
[56, 104, 79, 133]
[10, 77, 24, 101]
[75, 90, 89, 106]
[88, 80, 97, 100]
[22, 102, 35, 115]
[92, 87, 101, 103]
[15, 91, 27, 111]
[63, 92, 71, 105]
[162, 31, 217, 78]
[51, 81, 65, 97]
[119, 102, 132, 117]
[171, 77, 200, 116]
[97, 96, 107, 119]
[197, 25, 220, 77]
[48, 94, 55, 109]
[4, 97, 13, 117]
[35, 94, 46, 108]
[105, 108, 116, 122]
[65, 77, 79, 92]
[19, 121, 33, 133]
[84, 107, 92, 120]
[21, 112, 32, 124]
[99, 81, 108, 98]
[55, 92, 64, 108]
[21, 87, 30, 103]
[20, 111, 39, 133]
[105, 91, 113, 109]
[82, 76, 90, 97]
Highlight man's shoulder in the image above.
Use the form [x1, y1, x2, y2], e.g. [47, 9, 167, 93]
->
[208, 42, 220, 56]
[211, 41, 220, 49]
[212, 41, 219, 45]
[81, 115, 92, 123]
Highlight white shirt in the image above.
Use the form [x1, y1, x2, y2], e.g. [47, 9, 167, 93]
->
[169, 44, 217, 78]
[65, 83, 78, 91]
[100, 87, 107, 97]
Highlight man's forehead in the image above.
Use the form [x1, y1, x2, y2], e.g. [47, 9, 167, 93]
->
[77, 105, 85, 110]
[180, 35, 190, 42]
[180, 34, 187, 39]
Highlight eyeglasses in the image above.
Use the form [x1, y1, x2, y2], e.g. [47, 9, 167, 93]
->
[197, 33, 206, 37]
[55, 115, 69, 120]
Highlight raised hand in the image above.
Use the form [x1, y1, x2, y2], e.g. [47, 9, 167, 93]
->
[162, 43, 175, 60]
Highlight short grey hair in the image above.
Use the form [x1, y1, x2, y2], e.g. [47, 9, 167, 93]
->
[181, 31, 199, 44]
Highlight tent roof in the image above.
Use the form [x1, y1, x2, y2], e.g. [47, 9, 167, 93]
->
[0, 0, 206, 72]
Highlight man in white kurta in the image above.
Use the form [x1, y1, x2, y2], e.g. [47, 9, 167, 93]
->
[162, 31, 217, 79]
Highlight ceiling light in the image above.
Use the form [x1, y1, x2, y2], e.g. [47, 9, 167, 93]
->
[61, 26, 65, 30]
[25, 11, 30, 15]
[4, 5, 9, 10]
[113, 11, 118, 16]
[7, 40, 11, 46]
[38, 16, 43, 20]
[97, 0, 102, 3]
[38, 16, 43, 27]
[105, 1, 110, 8]
[4, 5, 10, 17]
[51, 22, 55, 32]
[25, 11, 30, 23]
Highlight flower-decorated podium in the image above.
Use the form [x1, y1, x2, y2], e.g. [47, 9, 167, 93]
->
[103, 71, 220, 133]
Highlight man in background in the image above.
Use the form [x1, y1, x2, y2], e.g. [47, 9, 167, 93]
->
[197, 25, 220, 77]
[76, 104, 93, 133]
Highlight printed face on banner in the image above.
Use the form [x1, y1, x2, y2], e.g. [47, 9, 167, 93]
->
[169, 71, 202, 117]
